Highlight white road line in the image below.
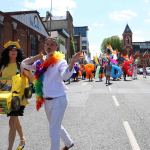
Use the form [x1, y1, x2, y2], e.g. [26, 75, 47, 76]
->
[123, 121, 141, 150]
[108, 86, 112, 92]
[112, 95, 120, 107]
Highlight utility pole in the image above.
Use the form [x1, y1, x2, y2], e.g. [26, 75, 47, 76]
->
[45, 0, 53, 36]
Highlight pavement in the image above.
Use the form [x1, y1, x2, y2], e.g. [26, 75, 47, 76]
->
[0, 75, 150, 150]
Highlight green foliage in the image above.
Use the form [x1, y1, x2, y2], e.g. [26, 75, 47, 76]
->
[54, 37, 65, 45]
[101, 36, 123, 53]
[70, 34, 75, 55]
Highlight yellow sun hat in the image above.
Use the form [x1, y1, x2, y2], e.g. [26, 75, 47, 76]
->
[4, 41, 21, 49]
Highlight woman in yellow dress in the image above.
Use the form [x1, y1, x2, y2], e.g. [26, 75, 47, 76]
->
[0, 41, 29, 150]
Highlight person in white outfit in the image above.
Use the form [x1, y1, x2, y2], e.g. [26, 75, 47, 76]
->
[21, 38, 84, 150]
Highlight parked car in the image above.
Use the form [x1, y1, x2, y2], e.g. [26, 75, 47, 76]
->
[146, 67, 150, 75]
[138, 68, 143, 74]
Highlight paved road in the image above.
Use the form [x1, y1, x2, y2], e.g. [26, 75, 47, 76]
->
[0, 75, 150, 150]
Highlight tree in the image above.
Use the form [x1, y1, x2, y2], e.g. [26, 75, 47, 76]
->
[70, 34, 75, 56]
[101, 36, 123, 53]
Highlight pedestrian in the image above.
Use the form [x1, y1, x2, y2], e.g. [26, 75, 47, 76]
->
[122, 64, 127, 81]
[21, 38, 84, 150]
[84, 63, 94, 82]
[104, 59, 112, 85]
[0, 41, 29, 150]
[132, 60, 138, 80]
[143, 64, 147, 78]
[99, 65, 104, 82]
[72, 63, 79, 82]
[81, 64, 86, 80]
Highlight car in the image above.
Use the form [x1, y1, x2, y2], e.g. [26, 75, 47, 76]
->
[146, 67, 150, 75]
[138, 68, 143, 74]
[0, 74, 32, 114]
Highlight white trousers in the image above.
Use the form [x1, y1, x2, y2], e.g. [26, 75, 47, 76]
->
[44, 95, 73, 150]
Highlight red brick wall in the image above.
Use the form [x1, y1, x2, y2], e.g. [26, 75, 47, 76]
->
[0, 16, 47, 57]
[3, 21, 13, 46]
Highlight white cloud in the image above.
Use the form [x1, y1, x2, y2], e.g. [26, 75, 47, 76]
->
[133, 35, 145, 42]
[23, 0, 76, 15]
[91, 23, 104, 28]
[133, 29, 148, 42]
[109, 10, 137, 21]
[144, 0, 149, 3]
[144, 18, 150, 23]
[88, 22, 104, 32]
[144, 11, 150, 23]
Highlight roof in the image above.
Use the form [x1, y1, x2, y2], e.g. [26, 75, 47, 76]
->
[123, 24, 132, 34]
[5, 10, 49, 37]
[50, 29, 69, 38]
[5, 10, 38, 15]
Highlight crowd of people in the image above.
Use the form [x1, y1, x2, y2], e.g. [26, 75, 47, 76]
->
[0, 39, 148, 150]
[0, 39, 83, 150]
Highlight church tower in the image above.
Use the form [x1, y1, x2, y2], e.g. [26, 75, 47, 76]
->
[122, 24, 133, 56]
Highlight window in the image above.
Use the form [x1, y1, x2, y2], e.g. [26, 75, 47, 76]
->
[82, 46, 87, 50]
[82, 40, 87, 44]
[30, 35, 38, 56]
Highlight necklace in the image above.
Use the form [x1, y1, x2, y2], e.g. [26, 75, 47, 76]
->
[34, 51, 64, 110]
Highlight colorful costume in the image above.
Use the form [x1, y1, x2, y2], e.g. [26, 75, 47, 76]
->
[22, 51, 74, 150]
[84, 63, 94, 81]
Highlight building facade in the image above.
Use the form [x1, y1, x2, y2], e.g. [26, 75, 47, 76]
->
[50, 29, 70, 54]
[74, 26, 89, 55]
[74, 35, 82, 53]
[122, 24, 150, 66]
[0, 11, 49, 57]
[122, 24, 133, 57]
[43, 11, 74, 62]
[133, 41, 150, 66]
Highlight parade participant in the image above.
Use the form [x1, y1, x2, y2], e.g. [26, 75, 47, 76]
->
[99, 65, 104, 82]
[132, 59, 138, 80]
[84, 63, 95, 82]
[122, 64, 127, 81]
[72, 63, 79, 82]
[21, 38, 84, 150]
[104, 59, 112, 85]
[95, 65, 104, 82]
[80, 64, 86, 80]
[143, 64, 147, 78]
[0, 41, 28, 150]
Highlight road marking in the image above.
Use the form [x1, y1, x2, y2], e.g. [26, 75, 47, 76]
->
[123, 121, 141, 150]
[112, 95, 120, 107]
[108, 86, 112, 92]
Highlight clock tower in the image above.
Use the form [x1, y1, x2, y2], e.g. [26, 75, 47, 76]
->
[122, 24, 133, 57]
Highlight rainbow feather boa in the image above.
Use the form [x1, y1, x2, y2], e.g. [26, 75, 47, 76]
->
[34, 51, 65, 111]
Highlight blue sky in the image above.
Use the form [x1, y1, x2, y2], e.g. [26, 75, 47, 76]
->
[1, 0, 150, 56]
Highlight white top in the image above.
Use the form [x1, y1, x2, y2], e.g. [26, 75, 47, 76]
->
[21, 58, 74, 98]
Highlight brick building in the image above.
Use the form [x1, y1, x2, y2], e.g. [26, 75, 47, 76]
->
[122, 24, 133, 57]
[43, 11, 74, 62]
[122, 24, 150, 66]
[0, 10, 49, 57]
[74, 35, 82, 53]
